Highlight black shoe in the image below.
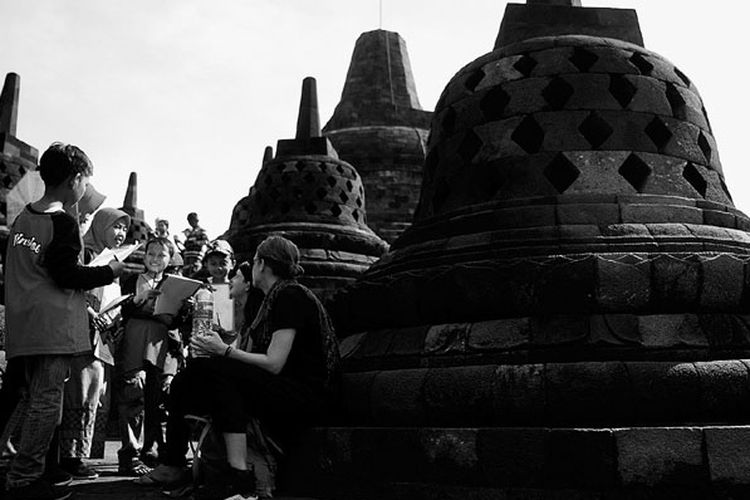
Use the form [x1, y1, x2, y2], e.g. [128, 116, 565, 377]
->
[42, 466, 73, 487]
[5, 478, 72, 500]
[60, 457, 99, 480]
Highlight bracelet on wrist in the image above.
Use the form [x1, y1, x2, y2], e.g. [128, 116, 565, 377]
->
[224, 345, 233, 358]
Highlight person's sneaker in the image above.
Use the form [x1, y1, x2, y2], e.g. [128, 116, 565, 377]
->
[42, 466, 73, 487]
[5, 478, 72, 500]
[195, 467, 256, 500]
[60, 457, 99, 480]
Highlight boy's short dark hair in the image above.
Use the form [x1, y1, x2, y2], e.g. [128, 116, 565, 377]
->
[38, 142, 94, 187]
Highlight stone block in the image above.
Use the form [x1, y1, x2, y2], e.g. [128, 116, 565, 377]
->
[424, 323, 470, 355]
[543, 429, 617, 489]
[350, 427, 426, 483]
[694, 360, 750, 420]
[595, 253, 651, 311]
[700, 255, 744, 310]
[705, 426, 750, 484]
[556, 203, 620, 225]
[370, 369, 427, 425]
[529, 314, 589, 346]
[650, 254, 701, 310]
[532, 256, 597, 313]
[341, 371, 377, 423]
[615, 427, 705, 486]
[626, 361, 701, 422]
[544, 361, 633, 424]
[703, 209, 736, 229]
[700, 314, 750, 347]
[423, 365, 496, 425]
[492, 364, 545, 424]
[467, 318, 531, 352]
[621, 204, 703, 224]
[339, 332, 366, 359]
[387, 325, 429, 357]
[588, 314, 640, 346]
[477, 428, 546, 487]
[638, 314, 706, 347]
[419, 429, 481, 484]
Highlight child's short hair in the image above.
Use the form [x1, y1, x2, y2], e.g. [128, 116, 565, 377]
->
[145, 237, 175, 257]
[38, 142, 94, 187]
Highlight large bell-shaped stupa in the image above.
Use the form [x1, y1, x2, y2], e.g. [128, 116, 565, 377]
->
[292, 2, 750, 497]
[225, 77, 387, 301]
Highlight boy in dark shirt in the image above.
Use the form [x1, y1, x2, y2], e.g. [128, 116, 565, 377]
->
[3, 143, 132, 500]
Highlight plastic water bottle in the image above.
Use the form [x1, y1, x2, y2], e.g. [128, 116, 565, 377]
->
[191, 287, 214, 358]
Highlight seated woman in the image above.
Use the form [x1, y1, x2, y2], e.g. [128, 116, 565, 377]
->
[141, 235, 340, 499]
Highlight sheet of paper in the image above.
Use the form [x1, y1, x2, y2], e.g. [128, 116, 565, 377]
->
[99, 294, 133, 315]
[212, 283, 234, 331]
[153, 274, 203, 316]
[87, 243, 141, 267]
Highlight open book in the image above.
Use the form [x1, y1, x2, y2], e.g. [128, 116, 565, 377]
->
[153, 274, 203, 316]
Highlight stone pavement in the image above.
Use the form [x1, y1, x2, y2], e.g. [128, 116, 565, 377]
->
[1, 441, 319, 500]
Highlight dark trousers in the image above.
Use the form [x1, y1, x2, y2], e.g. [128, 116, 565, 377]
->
[162, 357, 320, 467]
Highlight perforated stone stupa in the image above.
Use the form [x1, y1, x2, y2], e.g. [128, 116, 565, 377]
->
[323, 30, 432, 243]
[226, 77, 387, 301]
[291, 1, 750, 497]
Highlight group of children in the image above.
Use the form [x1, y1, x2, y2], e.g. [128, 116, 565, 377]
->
[0, 143, 239, 500]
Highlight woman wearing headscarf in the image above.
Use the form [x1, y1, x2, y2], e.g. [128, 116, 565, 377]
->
[141, 235, 340, 500]
[58, 208, 131, 478]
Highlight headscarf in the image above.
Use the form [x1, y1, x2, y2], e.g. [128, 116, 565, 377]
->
[83, 207, 131, 255]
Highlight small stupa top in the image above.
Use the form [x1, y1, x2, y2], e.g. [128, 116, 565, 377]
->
[498, 0, 642, 47]
[0, 73, 20, 136]
[247, 77, 371, 229]
[120, 171, 150, 242]
[323, 30, 431, 131]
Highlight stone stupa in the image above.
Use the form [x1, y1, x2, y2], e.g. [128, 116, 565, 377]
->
[225, 77, 388, 301]
[289, 1, 750, 497]
[323, 30, 432, 244]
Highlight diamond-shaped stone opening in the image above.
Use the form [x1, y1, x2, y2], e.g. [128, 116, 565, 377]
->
[281, 173, 291, 184]
[464, 68, 485, 92]
[346, 180, 354, 192]
[458, 130, 483, 164]
[275, 162, 286, 172]
[292, 188, 303, 199]
[0, 162, 6, 173]
[424, 149, 439, 177]
[609, 74, 636, 109]
[339, 192, 349, 204]
[665, 83, 686, 119]
[645, 117, 672, 151]
[619, 154, 651, 193]
[330, 203, 342, 217]
[268, 187, 281, 201]
[569, 47, 598, 72]
[674, 67, 691, 87]
[578, 112, 613, 149]
[542, 76, 574, 110]
[295, 160, 306, 172]
[511, 115, 545, 154]
[701, 106, 713, 134]
[352, 209, 360, 222]
[356, 196, 363, 208]
[698, 131, 712, 162]
[479, 86, 510, 121]
[303, 172, 315, 184]
[336, 164, 346, 175]
[513, 54, 537, 77]
[3, 176, 12, 188]
[441, 107, 456, 135]
[18, 166, 25, 176]
[316, 187, 327, 199]
[544, 154, 580, 194]
[359, 185, 364, 195]
[326, 176, 337, 188]
[317, 162, 327, 172]
[629, 52, 654, 75]
[682, 163, 707, 198]
[304, 202, 317, 215]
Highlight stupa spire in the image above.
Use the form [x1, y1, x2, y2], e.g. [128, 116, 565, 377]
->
[295, 77, 320, 140]
[0, 73, 20, 136]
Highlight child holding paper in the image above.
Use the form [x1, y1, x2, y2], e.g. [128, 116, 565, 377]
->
[115, 237, 183, 474]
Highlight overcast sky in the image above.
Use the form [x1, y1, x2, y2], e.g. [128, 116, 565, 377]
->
[2, 1, 746, 239]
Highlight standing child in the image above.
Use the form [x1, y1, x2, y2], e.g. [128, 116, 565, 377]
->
[202, 239, 235, 285]
[55, 208, 131, 479]
[115, 237, 182, 475]
[3, 143, 129, 500]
